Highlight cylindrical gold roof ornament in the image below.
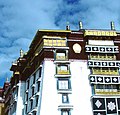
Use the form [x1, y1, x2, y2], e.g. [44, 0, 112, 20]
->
[111, 21, 115, 30]
[79, 21, 83, 29]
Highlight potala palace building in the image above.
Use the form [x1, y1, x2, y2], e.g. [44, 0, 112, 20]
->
[1, 22, 120, 115]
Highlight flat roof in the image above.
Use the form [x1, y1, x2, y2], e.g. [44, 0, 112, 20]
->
[38, 29, 71, 33]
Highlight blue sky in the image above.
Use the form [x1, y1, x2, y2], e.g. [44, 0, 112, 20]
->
[0, 0, 120, 86]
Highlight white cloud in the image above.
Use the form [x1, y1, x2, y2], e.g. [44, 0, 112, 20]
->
[55, 0, 120, 29]
[80, 0, 120, 29]
[0, 0, 120, 86]
[0, 0, 61, 86]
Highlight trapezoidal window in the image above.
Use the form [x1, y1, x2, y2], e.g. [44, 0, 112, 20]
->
[55, 49, 68, 61]
[56, 64, 70, 75]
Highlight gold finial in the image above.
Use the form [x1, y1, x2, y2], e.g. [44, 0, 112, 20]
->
[20, 49, 24, 58]
[66, 22, 70, 30]
[111, 21, 115, 30]
[79, 21, 83, 29]
[6, 77, 9, 82]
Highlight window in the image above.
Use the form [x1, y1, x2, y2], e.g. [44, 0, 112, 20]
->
[58, 65, 68, 71]
[61, 109, 70, 115]
[36, 67, 42, 81]
[96, 84, 104, 89]
[110, 68, 118, 72]
[96, 84, 119, 90]
[25, 104, 27, 113]
[37, 81, 40, 92]
[57, 53, 65, 60]
[30, 76, 33, 86]
[27, 80, 29, 89]
[57, 64, 70, 75]
[105, 85, 112, 89]
[33, 73, 36, 84]
[36, 96, 39, 107]
[39, 67, 42, 78]
[62, 94, 69, 103]
[32, 87, 34, 96]
[44, 39, 66, 47]
[33, 111, 36, 115]
[26, 93, 28, 101]
[13, 102, 17, 113]
[55, 50, 68, 60]
[58, 80, 68, 89]
[30, 100, 33, 110]
[113, 85, 118, 89]
[57, 79, 71, 90]
[36, 69, 39, 80]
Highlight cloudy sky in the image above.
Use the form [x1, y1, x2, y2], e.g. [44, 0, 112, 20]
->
[0, 0, 120, 86]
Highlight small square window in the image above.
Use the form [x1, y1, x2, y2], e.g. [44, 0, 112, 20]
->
[62, 94, 69, 103]
[59, 80, 68, 89]
[57, 79, 71, 90]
